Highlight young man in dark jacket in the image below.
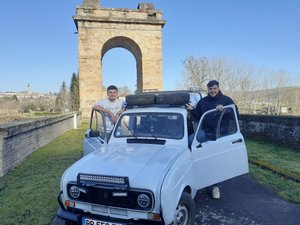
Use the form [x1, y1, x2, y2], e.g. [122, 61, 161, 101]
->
[186, 80, 238, 199]
[189, 80, 236, 121]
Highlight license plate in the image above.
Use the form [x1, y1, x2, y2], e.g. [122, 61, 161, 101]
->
[82, 217, 124, 225]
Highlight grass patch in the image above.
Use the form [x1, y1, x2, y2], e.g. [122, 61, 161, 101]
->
[246, 139, 300, 175]
[0, 124, 87, 225]
[249, 164, 300, 203]
[246, 138, 300, 203]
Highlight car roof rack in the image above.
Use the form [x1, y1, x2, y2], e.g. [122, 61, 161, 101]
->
[134, 88, 205, 95]
[126, 90, 203, 108]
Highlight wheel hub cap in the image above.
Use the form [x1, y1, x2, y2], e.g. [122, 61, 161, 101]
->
[173, 204, 188, 225]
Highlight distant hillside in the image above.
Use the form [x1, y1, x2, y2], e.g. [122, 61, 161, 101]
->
[237, 86, 300, 115]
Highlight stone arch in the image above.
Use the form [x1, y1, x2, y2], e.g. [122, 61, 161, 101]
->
[74, 2, 166, 118]
[101, 36, 143, 90]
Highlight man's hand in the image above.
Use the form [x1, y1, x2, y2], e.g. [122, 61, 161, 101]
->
[216, 105, 224, 111]
[112, 113, 121, 123]
[185, 103, 193, 110]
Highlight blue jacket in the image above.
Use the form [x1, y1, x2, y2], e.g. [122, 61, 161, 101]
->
[191, 91, 236, 119]
[191, 91, 238, 134]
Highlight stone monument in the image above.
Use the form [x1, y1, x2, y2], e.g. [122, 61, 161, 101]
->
[74, 1, 166, 119]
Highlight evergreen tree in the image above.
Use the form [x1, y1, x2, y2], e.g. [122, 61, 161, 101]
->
[70, 72, 80, 111]
[56, 81, 69, 113]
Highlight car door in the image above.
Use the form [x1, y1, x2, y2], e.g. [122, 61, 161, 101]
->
[191, 104, 249, 189]
[83, 109, 108, 156]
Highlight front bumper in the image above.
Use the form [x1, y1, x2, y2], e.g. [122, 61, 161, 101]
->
[57, 191, 163, 225]
[57, 207, 164, 225]
[57, 207, 81, 223]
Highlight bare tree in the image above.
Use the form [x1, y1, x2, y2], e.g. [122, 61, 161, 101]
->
[182, 55, 298, 115]
[272, 70, 290, 115]
[293, 89, 300, 115]
[209, 57, 230, 88]
[56, 81, 70, 113]
[220, 59, 256, 113]
[183, 55, 258, 112]
[182, 56, 209, 89]
[118, 86, 132, 97]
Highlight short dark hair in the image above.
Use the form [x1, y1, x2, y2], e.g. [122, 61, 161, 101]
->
[207, 80, 219, 88]
[107, 85, 118, 93]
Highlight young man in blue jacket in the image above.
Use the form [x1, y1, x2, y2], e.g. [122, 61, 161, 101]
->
[186, 80, 238, 199]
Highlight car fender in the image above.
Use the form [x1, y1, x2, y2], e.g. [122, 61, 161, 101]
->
[160, 149, 196, 225]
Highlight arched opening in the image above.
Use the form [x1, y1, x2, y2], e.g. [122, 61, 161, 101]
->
[102, 48, 136, 96]
[101, 36, 143, 93]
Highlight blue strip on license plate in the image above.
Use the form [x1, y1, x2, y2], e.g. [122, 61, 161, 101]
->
[82, 217, 124, 225]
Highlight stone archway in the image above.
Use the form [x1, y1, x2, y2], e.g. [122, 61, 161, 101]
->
[73, 1, 166, 118]
[101, 36, 143, 91]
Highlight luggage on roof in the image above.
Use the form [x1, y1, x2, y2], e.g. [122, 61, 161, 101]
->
[126, 92, 191, 106]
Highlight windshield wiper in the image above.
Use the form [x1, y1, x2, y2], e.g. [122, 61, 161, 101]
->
[139, 123, 158, 139]
[122, 121, 138, 138]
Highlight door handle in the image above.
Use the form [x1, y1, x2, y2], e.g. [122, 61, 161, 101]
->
[232, 139, 243, 144]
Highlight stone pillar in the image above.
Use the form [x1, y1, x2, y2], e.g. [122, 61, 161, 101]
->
[141, 33, 163, 91]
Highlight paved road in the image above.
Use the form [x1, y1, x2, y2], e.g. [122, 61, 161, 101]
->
[194, 174, 300, 225]
[53, 174, 300, 225]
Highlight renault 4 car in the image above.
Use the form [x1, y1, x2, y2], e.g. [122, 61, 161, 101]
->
[57, 91, 249, 225]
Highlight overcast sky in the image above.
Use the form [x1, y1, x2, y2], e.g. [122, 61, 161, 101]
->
[0, 0, 299, 93]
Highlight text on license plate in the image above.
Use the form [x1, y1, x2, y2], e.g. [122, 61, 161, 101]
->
[82, 217, 124, 225]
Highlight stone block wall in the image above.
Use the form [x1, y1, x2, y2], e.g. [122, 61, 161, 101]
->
[0, 112, 81, 177]
[239, 114, 300, 151]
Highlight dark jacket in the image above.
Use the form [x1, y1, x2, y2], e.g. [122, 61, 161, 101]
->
[190, 91, 238, 136]
[191, 91, 236, 120]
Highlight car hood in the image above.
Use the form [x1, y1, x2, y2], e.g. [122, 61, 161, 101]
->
[62, 143, 185, 191]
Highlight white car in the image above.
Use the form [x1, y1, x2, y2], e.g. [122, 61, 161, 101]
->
[57, 91, 249, 225]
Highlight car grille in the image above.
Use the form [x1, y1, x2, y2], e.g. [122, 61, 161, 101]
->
[67, 183, 154, 211]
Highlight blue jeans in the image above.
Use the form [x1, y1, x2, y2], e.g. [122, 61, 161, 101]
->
[188, 129, 206, 147]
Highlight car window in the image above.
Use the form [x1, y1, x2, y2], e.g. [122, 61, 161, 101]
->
[219, 108, 237, 137]
[196, 107, 237, 142]
[91, 110, 106, 139]
[114, 113, 184, 139]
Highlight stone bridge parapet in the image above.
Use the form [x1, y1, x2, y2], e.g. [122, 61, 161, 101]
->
[239, 114, 300, 151]
[0, 112, 81, 177]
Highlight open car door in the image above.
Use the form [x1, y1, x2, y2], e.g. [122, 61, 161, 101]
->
[191, 104, 249, 189]
[83, 109, 108, 156]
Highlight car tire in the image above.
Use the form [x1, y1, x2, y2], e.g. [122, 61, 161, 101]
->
[126, 93, 156, 106]
[156, 92, 190, 105]
[172, 192, 195, 225]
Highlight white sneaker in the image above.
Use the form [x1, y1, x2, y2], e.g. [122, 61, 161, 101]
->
[211, 187, 220, 199]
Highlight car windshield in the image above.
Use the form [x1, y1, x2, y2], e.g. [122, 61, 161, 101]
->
[114, 112, 184, 139]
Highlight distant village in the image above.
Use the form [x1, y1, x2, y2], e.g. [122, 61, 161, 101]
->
[0, 83, 56, 100]
[0, 84, 58, 124]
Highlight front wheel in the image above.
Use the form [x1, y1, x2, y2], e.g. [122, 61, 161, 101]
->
[172, 192, 195, 225]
